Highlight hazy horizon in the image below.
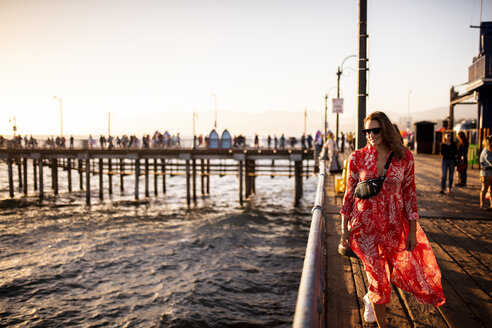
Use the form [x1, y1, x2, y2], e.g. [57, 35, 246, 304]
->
[1, 0, 489, 137]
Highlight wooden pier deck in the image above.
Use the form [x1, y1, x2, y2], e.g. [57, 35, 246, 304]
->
[0, 147, 315, 206]
[323, 152, 491, 328]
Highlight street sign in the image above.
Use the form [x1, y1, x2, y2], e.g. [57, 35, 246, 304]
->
[332, 98, 343, 114]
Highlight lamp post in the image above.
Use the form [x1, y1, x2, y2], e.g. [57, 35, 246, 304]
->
[336, 54, 356, 143]
[193, 110, 197, 149]
[407, 90, 412, 132]
[53, 96, 63, 137]
[211, 93, 217, 130]
[324, 86, 337, 139]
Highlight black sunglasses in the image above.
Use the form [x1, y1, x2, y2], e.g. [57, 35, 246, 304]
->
[362, 127, 382, 135]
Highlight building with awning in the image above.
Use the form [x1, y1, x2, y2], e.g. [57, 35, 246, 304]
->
[450, 21, 492, 150]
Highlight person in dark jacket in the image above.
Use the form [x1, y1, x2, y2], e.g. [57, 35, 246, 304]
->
[456, 131, 469, 187]
[440, 132, 458, 194]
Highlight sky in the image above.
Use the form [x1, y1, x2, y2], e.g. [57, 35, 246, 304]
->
[0, 0, 490, 137]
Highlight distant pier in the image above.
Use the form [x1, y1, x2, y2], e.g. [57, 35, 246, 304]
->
[0, 147, 316, 206]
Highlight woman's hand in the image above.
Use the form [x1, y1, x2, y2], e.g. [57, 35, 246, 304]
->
[341, 229, 351, 247]
[406, 220, 417, 251]
[406, 231, 417, 251]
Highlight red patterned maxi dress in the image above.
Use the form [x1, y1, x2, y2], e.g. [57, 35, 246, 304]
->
[340, 145, 445, 306]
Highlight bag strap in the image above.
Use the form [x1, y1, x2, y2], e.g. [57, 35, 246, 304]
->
[381, 152, 395, 178]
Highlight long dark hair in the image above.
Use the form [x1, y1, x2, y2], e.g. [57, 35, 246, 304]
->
[457, 131, 469, 147]
[364, 111, 406, 160]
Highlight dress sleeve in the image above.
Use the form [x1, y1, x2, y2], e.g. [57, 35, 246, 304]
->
[402, 150, 419, 221]
[340, 152, 358, 219]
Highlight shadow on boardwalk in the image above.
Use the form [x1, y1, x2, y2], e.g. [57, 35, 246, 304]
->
[323, 151, 491, 328]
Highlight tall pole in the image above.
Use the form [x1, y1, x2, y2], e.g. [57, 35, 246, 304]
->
[193, 111, 197, 149]
[336, 66, 341, 144]
[304, 108, 307, 135]
[407, 90, 412, 132]
[324, 94, 328, 137]
[357, 0, 368, 150]
[212, 93, 217, 129]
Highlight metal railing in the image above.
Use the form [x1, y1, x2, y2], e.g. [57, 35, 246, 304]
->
[293, 149, 327, 328]
[469, 55, 492, 82]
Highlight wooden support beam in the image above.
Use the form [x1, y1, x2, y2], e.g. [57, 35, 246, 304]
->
[245, 159, 251, 198]
[23, 158, 28, 195]
[99, 158, 103, 200]
[161, 159, 166, 194]
[186, 160, 191, 206]
[108, 158, 112, 195]
[78, 159, 83, 191]
[154, 158, 158, 196]
[33, 159, 37, 191]
[239, 160, 243, 206]
[53, 158, 58, 196]
[201, 159, 205, 195]
[135, 158, 140, 200]
[206, 159, 210, 194]
[85, 158, 90, 205]
[17, 159, 22, 190]
[67, 158, 72, 193]
[120, 158, 124, 192]
[145, 158, 149, 198]
[192, 159, 197, 202]
[39, 159, 44, 201]
[8, 158, 14, 198]
[294, 160, 303, 206]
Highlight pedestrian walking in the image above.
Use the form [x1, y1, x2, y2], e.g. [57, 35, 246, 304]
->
[340, 111, 445, 328]
[440, 131, 458, 194]
[480, 135, 492, 210]
[456, 131, 469, 187]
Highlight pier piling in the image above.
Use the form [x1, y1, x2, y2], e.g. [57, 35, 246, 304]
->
[154, 159, 158, 196]
[145, 158, 149, 198]
[53, 159, 58, 196]
[67, 158, 72, 192]
[108, 159, 112, 195]
[186, 159, 191, 206]
[39, 158, 44, 201]
[161, 159, 166, 194]
[85, 158, 90, 205]
[23, 158, 28, 195]
[192, 159, 197, 202]
[99, 158, 103, 200]
[17, 159, 22, 190]
[135, 158, 140, 200]
[8, 158, 14, 198]
[33, 159, 37, 191]
[120, 158, 124, 192]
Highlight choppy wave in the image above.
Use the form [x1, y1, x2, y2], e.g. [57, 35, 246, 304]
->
[0, 161, 316, 327]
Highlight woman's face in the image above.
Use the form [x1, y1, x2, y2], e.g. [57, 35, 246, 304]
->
[364, 119, 383, 148]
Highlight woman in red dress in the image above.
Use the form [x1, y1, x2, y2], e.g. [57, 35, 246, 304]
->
[340, 111, 445, 328]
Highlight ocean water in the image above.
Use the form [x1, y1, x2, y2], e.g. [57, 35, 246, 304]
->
[0, 159, 316, 327]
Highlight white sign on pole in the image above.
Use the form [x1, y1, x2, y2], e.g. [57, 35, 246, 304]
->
[332, 98, 344, 114]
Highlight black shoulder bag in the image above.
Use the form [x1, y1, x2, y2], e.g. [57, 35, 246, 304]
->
[354, 152, 394, 199]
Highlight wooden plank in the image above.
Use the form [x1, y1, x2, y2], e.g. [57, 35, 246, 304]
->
[349, 257, 375, 328]
[422, 220, 489, 328]
[429, 219, 492, 295]
[350, 256, 412, 328]
[395, 288, 447, 328]
[447, 219, 492, 257]
[325, 213, 362, 328]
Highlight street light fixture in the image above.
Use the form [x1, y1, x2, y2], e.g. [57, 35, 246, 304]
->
[53, 96, 63, 137]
